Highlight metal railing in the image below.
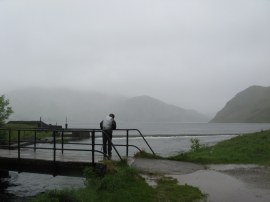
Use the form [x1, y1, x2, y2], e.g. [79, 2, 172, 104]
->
[0, 128, 155, 166]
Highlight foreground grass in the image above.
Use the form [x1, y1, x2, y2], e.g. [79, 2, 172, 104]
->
[169, 130, 270, 165]
[31, 161, 205, 202]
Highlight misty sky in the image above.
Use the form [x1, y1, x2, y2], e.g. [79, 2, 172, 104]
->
[1, 0, 270, 115]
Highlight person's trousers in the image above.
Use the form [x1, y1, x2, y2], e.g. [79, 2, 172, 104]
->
[102, 130, 112, 157]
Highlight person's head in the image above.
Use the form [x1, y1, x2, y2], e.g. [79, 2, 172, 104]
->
[109, 113, 115, 119]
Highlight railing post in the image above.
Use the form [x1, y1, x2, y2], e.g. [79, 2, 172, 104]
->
[126, 130, 129, 157]
[8, 128, 11, 150]
[136, 129, 156, 156]
[34, 130, 37, 152]
[61, 131, 64, 154]
[53, 130, 56, 163]
[91, 131, 95, 165]
[18, 130, 21, 160]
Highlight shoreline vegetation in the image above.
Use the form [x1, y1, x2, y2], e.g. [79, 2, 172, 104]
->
[136, 129, 270, 166]
[0, 123, 88, 145]
[169, 129, 270, 165]
[30, 129, 270, 202]
[0, 123, 50, 144]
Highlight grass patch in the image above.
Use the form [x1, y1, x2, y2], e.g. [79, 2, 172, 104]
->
[29, 189, 78, 202]
[155, 177, 205, 202]
[32, 162, 205, 202]
[169, 130, 270, 165]
[0, 123, 52, 143]
[5, 122, 37, 129]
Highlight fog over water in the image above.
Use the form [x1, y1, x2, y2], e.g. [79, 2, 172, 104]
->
[1, 0, 270, 115]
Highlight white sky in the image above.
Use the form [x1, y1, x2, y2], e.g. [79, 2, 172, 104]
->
[1, 0, 270, 115]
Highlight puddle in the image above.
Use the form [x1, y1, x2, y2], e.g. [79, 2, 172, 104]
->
[169, 170, 270, 202]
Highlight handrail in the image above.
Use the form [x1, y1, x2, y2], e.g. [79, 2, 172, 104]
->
[132, 129, 156, 156]
[0, 128, 155, 164]
[111, 128, 156, 156]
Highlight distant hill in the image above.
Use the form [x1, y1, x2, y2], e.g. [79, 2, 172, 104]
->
[116, 95, 208, 122]
[6, 88, 209, 126]
[211, 85, 270, 123]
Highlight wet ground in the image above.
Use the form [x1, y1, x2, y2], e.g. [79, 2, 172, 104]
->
[131, 159, 270, 202]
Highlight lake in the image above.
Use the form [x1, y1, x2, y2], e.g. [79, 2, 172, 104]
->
[2, 123, 270, 200]
[76, 122, 270, 135]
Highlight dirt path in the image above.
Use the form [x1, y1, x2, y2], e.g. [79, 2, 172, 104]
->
[131, 159, 270, 202]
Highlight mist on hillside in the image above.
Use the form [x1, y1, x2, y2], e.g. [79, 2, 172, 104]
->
[6, 88, 210, 127]
[1, 0, 270, 116]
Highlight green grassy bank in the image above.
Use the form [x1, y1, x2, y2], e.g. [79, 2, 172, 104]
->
[170, 130, 270, 165]
[0, 123, 50, 142]
[31, 161, 205, 202]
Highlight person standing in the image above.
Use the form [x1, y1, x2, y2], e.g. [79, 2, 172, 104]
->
[100, 114, 116, 159]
